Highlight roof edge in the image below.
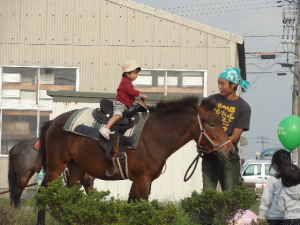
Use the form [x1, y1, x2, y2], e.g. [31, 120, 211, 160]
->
[107, 0, 244, 44]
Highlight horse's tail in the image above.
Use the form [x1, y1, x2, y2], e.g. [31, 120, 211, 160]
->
[39, 120, 52, 171]
[8, 144, 17, 206]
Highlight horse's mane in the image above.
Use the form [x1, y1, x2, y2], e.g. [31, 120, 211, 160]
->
[148, 96, 199, 115]
[200, 98, 216, 111]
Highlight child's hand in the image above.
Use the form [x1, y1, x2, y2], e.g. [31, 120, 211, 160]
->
[139, 94, 148, 99]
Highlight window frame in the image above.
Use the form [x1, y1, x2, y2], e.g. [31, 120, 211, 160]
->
[138, 69, 208, 97]
[0, 65, 79, 157]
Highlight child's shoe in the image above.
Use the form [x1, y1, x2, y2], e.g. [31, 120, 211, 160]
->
[100, 127, 115, 140]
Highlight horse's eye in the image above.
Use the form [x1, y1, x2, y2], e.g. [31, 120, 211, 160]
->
[209, 123, 215, 127]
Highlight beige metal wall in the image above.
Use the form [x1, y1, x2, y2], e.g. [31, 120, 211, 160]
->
[0, 0, 243, 95]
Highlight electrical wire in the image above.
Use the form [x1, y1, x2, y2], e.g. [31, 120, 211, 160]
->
[197, 13, 281, 20]
[243, 35, 282, 37]
[247, 71, 292, 73]
[169, 1, 279, 13]
[247, 41, 283, 90]
[246, 63, 277, 70]
[163, 0, 281, 10]
[178, 6, 282, 17]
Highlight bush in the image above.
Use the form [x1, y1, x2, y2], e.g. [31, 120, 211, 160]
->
[36, 177, 178, 225]
[180, 185, 257, 225]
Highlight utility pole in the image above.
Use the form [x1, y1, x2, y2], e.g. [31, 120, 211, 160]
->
[282, 0, 299, 164]
[256, 136, 269, 151]
[297, 0, 300, 166]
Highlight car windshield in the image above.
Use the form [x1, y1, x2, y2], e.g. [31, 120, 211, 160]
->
[240, 164, 248, 173]
[265, 164, 276, 176]
[262, 154, 273, 160]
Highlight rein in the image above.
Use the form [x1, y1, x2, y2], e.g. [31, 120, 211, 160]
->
[184, 113, 232, 182]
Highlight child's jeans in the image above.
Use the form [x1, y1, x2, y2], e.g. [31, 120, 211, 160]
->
[113, 101, 127, 117]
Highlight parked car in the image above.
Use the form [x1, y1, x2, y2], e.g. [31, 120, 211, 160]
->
[240, 160, 276, 189]
[258, 148, 288, 160]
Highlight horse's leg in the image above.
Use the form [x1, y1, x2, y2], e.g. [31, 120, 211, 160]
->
[13, 170, 35, 208]
[133, 177, 152, 201]
[127, 183, 136, 203]
[83, 182, 92, 194]
[37, 164, 67, 225]
[83, 176, 95, 194]
[66, 160, 85, 189]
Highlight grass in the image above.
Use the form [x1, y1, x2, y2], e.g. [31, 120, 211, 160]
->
[0, 197, 261, 225]
[0, 197, 59, 225]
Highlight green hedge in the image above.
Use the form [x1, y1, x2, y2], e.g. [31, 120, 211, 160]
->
[36, 177, 178, 225]
[180, 185, 268, 225]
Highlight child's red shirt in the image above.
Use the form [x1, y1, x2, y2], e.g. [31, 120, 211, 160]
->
[116, 77, 140, 108]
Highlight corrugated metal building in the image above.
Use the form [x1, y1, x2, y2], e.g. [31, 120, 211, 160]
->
[0, 0, 245, 197]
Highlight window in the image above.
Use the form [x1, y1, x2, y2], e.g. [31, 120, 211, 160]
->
[243, 164, 262, 176]
[0, 66, 79, 155]
[262, 154, 273, 160]
[132, 69, 207, 97]
[265, 164, 276, 176]
[240, 163, 248, 173]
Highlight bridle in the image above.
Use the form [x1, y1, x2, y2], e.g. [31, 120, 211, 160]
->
[184, 113, 232, 182]
[196, 113, 232, 154]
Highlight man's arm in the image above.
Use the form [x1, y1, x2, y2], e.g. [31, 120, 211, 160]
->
[229, 128, 243, 144]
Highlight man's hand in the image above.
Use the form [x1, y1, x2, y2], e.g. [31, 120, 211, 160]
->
[139, 94, 148, 99]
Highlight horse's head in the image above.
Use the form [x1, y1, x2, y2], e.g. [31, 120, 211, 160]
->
[194, 100, 240, 161]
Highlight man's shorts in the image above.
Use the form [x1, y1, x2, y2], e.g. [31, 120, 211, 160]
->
[113, 101, 128, 117]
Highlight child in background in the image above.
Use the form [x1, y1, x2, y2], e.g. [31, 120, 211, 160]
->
[278, 165, 300, 225]
[258, 149, 292, 225]
[100, 60, 147, 140]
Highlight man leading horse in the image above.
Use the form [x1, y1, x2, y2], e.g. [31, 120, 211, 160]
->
[202, 67, 251, 191]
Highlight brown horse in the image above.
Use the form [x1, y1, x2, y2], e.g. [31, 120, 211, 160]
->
[8, 138, 95, 208]
[37, 96, 239, 224]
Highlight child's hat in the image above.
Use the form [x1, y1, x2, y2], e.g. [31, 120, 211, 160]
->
[218, 67, 251, 90]
[122, 60, 141, 73]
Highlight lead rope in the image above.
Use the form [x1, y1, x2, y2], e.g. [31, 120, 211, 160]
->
[184, 150, 203, 182]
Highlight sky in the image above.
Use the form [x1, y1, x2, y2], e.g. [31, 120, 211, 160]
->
[133, 0, 295, 160]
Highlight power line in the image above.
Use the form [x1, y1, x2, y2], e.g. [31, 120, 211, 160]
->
[247, 71, 292, 73]
[163, 0, 282, 10]
[248, 41, 282, 89]
[244, 35, 282, 37]
[178, 6, 282, 17]
[169, 2, 279, 13]
[256, 136, 270, 151]
[196, 12, 281, 20]
[246, 63, 278, 70]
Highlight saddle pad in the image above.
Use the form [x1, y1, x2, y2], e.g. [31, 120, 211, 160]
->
[32, 140, 40, 151]
[63, 108, 149, 149]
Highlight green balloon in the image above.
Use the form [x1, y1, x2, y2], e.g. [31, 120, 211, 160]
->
[278, 116, 300, 151]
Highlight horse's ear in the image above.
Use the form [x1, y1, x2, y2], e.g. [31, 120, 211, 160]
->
[194, 103, 206, 115]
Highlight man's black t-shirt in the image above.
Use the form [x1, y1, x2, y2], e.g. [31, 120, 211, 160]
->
[207, 94, 251, 150]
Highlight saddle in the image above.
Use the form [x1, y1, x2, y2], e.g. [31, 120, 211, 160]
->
[92, 99, 148, 178]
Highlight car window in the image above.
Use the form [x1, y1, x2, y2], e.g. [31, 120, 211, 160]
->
[262, 154, 273, 160]
[265, 164, 276, 176]
[243, 164, 262, 176]
[240, 164, 247, 173]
